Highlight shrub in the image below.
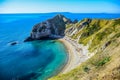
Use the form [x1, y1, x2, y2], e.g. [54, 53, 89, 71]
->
[83, 66, 90, 72]
[96, 57, 111, 67]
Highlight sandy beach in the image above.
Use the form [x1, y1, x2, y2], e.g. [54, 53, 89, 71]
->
[58, 36, 90, 74]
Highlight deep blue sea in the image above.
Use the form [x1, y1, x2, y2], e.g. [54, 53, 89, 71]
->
[0, 13, 120, 80]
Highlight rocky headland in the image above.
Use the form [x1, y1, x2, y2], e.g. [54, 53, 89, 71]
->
[24, 14, 74, 42]
[25, 14, 120, 80]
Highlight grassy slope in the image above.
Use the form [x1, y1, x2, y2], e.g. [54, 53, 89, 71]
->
[49, 18, 120, 80]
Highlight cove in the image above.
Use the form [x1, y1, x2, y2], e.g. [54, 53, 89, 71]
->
[0, 40, 68, 80]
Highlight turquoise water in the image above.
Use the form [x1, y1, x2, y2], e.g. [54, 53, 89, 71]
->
[0, 14, 68, 80]
[0, 40, 68, 80]
[0, 13, 120, 80]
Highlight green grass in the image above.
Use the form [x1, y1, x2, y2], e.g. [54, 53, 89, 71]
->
[49, 18, 120, 80]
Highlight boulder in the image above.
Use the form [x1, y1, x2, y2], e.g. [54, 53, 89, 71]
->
[9, 41, 18, 45]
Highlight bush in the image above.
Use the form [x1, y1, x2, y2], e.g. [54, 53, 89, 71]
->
[83, 66, 90, 72]
[96, 57, 110, 67]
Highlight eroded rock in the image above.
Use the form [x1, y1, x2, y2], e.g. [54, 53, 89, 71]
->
[25, 14, 72, 42]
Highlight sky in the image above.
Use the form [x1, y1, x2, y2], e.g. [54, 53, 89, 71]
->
[0, 0, 120, 13]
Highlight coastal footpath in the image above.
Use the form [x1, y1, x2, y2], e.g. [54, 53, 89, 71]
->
[25, 15, 120, 80]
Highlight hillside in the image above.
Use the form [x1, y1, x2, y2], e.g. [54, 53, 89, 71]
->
[49, 18, 120, 80]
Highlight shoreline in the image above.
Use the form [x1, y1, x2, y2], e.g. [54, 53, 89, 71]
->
[58, 36, 90, 74]
[58, 38, 74, 74]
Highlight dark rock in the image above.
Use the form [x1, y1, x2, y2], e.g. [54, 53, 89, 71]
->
[105, 41, 111, 47]
[102, 41, 111, 50]
[9, 41, 18, 45]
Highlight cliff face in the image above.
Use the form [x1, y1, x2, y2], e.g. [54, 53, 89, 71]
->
[50, 18, 120, 80]
[25, 14, 72, 41]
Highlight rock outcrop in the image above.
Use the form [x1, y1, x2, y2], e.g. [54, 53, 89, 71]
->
[24, 14, 72, 42]
[8, 41, 18, 45]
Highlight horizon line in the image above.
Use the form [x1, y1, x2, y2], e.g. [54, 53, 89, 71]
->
[0, 12, 120, 14]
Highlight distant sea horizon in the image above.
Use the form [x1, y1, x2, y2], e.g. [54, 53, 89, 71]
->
[0, 12, 120, 14]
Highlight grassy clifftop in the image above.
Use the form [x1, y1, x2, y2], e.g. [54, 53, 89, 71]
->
[49, 18, 120, 80]
[66, 18, 120, 52]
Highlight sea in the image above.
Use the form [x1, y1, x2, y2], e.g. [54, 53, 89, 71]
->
[0, 13, 120, 80]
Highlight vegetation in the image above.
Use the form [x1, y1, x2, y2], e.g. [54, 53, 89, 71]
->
[49, 18, 120, 80]
[83, 66, 90, 72]
[95, 56, 111, 67]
